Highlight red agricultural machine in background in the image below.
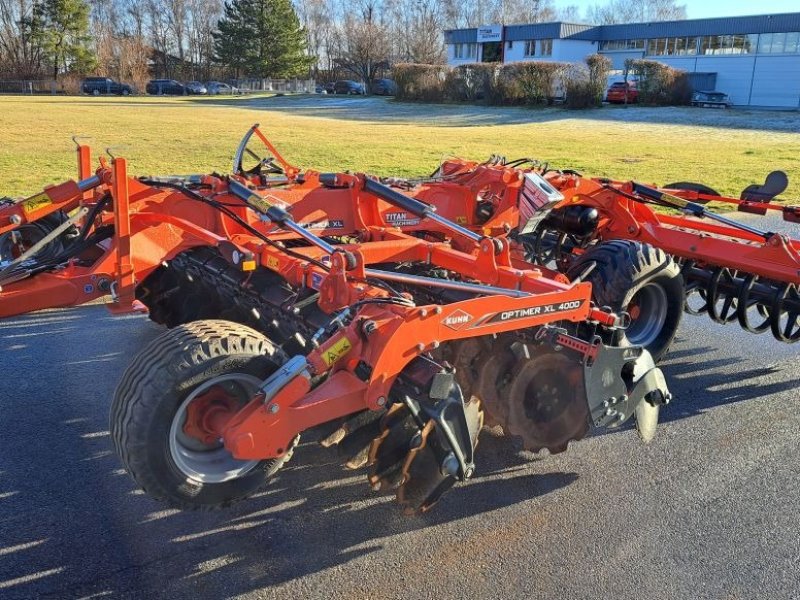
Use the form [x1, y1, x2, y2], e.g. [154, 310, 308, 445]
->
[421, 154, 800, 351]
[1, 125, 796, 515]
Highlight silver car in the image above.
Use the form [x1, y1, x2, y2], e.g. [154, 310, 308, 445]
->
[206, 81, 240, 95]
[185, 81, 208, 95]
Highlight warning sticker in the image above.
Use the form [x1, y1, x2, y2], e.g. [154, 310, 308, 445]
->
[22, 192, 52, 213]
[321, 337, 353, 366]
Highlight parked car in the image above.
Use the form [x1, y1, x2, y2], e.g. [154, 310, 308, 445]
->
[371, 78, 397, 96]
[314, 84, 328, 94]
[691, 90, 732, 108]
[82, 77, 133, 96]
[145, 79, 186, 95]
[333, 80, 365, 95]
[606, 81, 638, 104]
[185, 81, 208, 95]
[206, 81, 240, 95]
[324, 81, 336, 94]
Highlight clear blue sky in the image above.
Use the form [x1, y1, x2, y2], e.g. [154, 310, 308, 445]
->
[556, 0, 800, 20]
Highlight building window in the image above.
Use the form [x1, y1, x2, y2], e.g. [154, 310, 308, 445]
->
[674, 37, 698, 55]
[647, 38, 669, 55]
[524, 40, 535, 57]
[700, 34, 757, 55]
[539, 39, 553, 56]
[454, 43, 477, 59]
[787, 32, 800, 53]
[759, 32, 800, 53]
[600, 39, 644, 51]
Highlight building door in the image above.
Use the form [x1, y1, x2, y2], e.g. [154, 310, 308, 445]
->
[482, 42, 502, 63]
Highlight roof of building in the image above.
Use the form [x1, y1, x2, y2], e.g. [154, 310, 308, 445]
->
[444, 12, 800, 43]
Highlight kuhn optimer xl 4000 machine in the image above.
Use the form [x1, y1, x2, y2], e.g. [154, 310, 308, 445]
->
[2, 126, 795, 514]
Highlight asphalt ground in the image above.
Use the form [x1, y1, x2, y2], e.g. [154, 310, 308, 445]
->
[1, 215, 799, 598]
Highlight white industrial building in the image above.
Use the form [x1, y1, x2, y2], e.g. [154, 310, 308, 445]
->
[445, 13, 800, 108]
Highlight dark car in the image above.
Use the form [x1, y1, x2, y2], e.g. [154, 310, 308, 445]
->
[371, 78, 397, 96]
[82, 77, 133, 96]
[206, 81, 240, 95]
[606, 81, 638, 104]
[333, 80, 365, 95]
[146, 79, 186, 95]
[324, 81, 336, 94]
[691, 90, 732, 108]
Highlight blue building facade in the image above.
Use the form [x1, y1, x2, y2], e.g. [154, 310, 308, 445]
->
[445, 13, 800, 108]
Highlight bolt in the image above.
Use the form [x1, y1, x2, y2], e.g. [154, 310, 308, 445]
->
[605, 408, 615, 417]
[608, 396, 616, 405]
[617, 412, 625, 422]
[664, 392, 672, 405]
[431, 340, 440, 349]
[416, 342, 425, 352]
[376, 396, 386, 407]
[440, 453, 459, 477]
[464, 465, 475, 479]
[362, 320, 377, 336]
[9, 214, 21, 225]
[602, 400, 610, 408]
[619, 394, 628, 404]
[419, 308, 428, 317]
[434, 307, 442, 314]
[268, 403, 280, 414]
[627, 225, 636, 234]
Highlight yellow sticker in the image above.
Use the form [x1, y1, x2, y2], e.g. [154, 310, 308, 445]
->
[266, 256, 280, 270]
[321, 337, 353, 366]
[456, 215, 468, 224]
[241, 259, 256, 272]
[22, 192, 52, 213]
[247, 194, 273, 214]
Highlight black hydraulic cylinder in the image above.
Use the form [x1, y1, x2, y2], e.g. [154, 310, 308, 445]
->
[363, 177, 483, 243]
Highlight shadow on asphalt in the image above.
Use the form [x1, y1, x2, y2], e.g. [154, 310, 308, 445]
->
[1, 305, 797, 597]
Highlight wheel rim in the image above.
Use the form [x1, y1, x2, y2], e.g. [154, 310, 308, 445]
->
[625, 283, 668, 347]
[169, 373, 262, 483]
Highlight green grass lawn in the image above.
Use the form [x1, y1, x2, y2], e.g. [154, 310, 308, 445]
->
[1, 95, 798, 202]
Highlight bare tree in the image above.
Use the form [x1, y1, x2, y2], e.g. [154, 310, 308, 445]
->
[586, 0, 687, 24]
[0, 0, 45, 77]
[335, 1, 391, 88]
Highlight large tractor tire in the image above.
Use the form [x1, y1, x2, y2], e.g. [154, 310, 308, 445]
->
[111, 320, 295, 510]
[567, 241, 684, 362]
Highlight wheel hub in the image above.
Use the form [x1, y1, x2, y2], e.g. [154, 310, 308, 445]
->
[626, 283, 668, 347]
[183, 386, 240, 445]
[169, 373, 262, 483]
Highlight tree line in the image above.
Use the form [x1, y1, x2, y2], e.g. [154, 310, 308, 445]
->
[0, 0, 687, 88]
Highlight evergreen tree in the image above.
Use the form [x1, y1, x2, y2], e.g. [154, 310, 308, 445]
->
[34, 0, 96, 80]
[214, 0, 314, 78]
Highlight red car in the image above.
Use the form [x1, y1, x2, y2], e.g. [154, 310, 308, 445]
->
[606, 81, 638, 104]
